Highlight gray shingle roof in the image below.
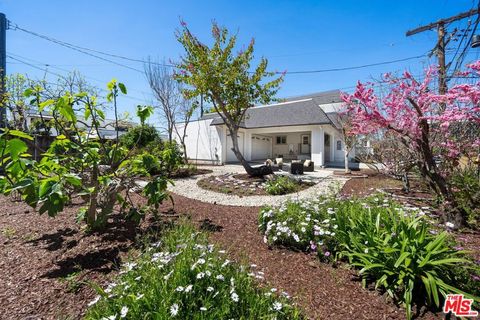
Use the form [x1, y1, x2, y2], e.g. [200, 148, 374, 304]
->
[284, 90, 342, 105]
[208, 98, 333, 128]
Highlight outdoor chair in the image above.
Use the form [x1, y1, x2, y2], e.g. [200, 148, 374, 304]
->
[290, 162, 304, 175]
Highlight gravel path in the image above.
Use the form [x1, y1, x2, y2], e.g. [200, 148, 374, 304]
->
[166, 165, 348, 206]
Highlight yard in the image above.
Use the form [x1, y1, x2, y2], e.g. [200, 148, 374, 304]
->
[1, 168, 479, 319]
[2, 4, 480, 319]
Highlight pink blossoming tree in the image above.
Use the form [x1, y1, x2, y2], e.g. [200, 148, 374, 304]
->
[341, 62, 480, 226]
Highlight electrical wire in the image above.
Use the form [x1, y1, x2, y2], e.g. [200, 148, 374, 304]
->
[9, 21, 430, 75]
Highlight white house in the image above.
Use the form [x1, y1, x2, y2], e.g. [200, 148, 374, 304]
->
[175, 90, 356, 169]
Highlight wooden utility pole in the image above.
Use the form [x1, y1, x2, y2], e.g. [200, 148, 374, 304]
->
[0, 13, 7, 127]
[406, 8, 480, 97]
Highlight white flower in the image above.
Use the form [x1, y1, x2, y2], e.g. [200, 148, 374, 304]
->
[251, 264, 257, 268]
[200, 307, 207, 311]
[120, 306, 128, 318]
[100, 315, 117, 320]
[293, 233, 300, 242]
[271, 288, 277, 292]
[364, 248, 369, 253]
[445, 222, 455, 228]
[175, 286, 184, 292]
[135, 293, 144, 300]
[218, 250, 226, 254]
[134, 276, 141, 281]
[197, 258, 206, 265]
[88, 295, 101, 307]
[207, 286, 214, 292]
[164, 270, 173, 280]
[222, 260, 231, 268]
[272, 301, 283, 311]
[301, 227, 306, 233]
[185, 284, 193, 292]
[231, 292, 239, 302]
[170, 303, 179, 316]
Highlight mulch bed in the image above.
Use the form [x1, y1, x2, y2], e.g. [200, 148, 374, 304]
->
[1, 190, 467, 320]
[169, 168, 213, 179]
[197, 173, 314, 196]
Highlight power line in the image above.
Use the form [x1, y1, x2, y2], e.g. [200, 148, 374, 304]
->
[280, 54, 428, 74]
[7, 54, 152, 104]
[9, 21, 430, 75]
[7, 51, 153, 97]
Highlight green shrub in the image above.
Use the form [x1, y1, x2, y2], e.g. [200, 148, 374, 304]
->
[259, 196, 480, 320]
[85, 223, 301, 319]
[450, 165, 480, 227]
[120, 124, 162, 150]
[265, 176, 298, 195]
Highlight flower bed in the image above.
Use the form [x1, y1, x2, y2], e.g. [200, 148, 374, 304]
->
[258, 196, 480, 320]
[85, 223, 301, 319]
[197, 173, 314, 196]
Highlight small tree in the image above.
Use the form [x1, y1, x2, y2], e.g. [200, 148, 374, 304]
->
[175, 22, 284, 176]
[341, 64, 480, 227]
[0, 79, 172, 231]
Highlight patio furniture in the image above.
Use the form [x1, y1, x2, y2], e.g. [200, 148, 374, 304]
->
[275, 157, 283, 170]
[303, 160, 314, 172]
[290, 162, 304, 175]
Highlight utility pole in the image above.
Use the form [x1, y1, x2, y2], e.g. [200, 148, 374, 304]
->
[406, 8, 480, 98]
[0, 13, 7, 127]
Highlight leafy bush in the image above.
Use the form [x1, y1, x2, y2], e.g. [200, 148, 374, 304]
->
[259, 196, 479, 320]
[85, 223, 301, 319]
[119, 124, 162, 150]
[450, 164, 480, 227]
[0, 81, 171, 231]
[265, 176, 298, 195]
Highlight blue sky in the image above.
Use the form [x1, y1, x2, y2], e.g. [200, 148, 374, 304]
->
[0, 0, 476, 123]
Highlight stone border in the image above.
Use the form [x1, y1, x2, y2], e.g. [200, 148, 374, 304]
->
[166, 165, 348, 207]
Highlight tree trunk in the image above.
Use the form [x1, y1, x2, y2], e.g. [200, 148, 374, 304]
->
[86, 166, 99, 228]
[181, 141, 188, 164]
[344, 150, 351, 174]
[228, 127, 272, 177]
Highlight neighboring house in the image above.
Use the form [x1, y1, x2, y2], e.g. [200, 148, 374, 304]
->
[175, 90, 357, 168]
[25, 112, 135, 139]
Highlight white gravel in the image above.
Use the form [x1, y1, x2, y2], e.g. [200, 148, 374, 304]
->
[165, 165, 348, 207]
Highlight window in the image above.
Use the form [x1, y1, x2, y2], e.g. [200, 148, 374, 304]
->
[302, 135, 309, 145]
[276, 136, 287, 144]
[336, 140, 342, 151]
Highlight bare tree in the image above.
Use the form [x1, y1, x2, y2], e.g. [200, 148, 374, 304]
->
[173, 98, 197, 162]
[145, 59, 181, 143]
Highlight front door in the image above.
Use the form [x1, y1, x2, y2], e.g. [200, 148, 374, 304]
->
[301, 134, 310, 154]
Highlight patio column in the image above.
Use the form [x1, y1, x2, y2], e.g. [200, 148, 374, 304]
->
[331, 133, 336, 163]
[244, 131, 252, 161]
[311, 126, 324, 167]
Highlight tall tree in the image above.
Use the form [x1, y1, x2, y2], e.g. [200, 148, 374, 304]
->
[341, 64, 480, 227]
[175, 22, 284, 176]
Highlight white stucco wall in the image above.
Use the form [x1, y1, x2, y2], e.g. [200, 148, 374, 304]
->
[175, 119, 223, 163]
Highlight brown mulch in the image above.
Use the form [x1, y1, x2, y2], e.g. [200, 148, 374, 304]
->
[0, 191, 472, 319]
[197, 173, 314, 197]
[0, 197, 153, 320]
[169, 168, 213, 179]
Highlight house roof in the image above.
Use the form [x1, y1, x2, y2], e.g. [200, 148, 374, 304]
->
[207, 98, 334, 129]
[284, 90, 343, 105]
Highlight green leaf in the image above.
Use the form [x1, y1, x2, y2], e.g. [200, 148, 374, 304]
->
[118, 82, 127, 94]
[39, 99, 55, 112]
[6, 138, 28, 161]
[7, 130, 34, 141]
